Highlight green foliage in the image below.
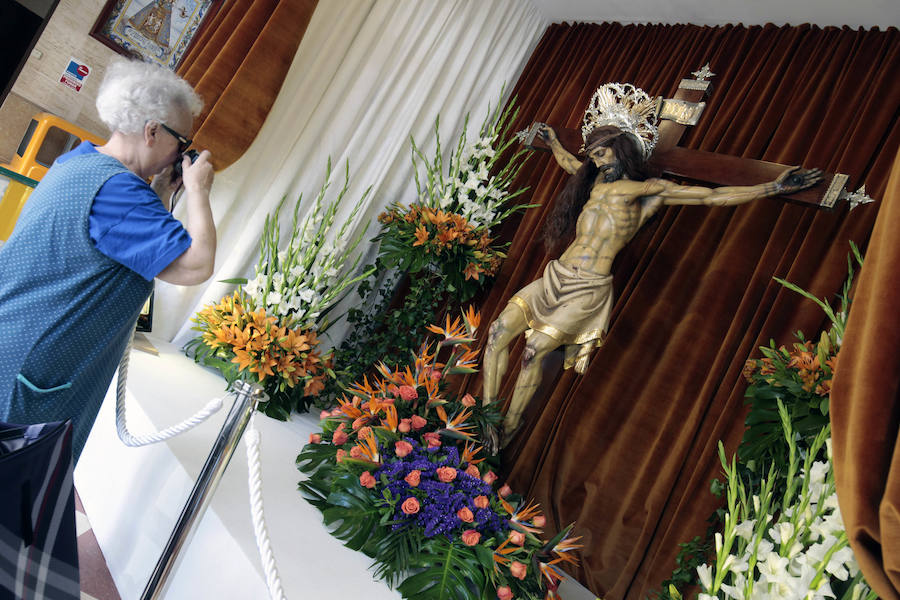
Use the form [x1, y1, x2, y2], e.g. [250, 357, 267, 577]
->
[396, 537, 485, 600]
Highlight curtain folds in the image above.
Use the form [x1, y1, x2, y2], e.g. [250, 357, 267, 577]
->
[455, 23, 900, 598]
[830, 149, 900, 600]
[153, 0, 545, 343]
[176, 0, 319, 170]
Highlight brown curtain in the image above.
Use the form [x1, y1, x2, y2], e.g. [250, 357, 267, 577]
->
[459, 23, 900, 598]
[176, 0, 318, 169]
[830, 149, 900, 599]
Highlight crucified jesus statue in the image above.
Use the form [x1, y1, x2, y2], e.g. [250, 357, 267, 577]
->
[481, 83, 822, 450]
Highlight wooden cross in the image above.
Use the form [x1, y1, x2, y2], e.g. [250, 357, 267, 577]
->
[521, 65, 868, 209]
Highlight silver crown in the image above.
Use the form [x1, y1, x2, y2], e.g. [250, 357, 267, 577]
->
[581, 83, 660, 159]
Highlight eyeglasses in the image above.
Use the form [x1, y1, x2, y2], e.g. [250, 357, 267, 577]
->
[159, 122, 192, 153]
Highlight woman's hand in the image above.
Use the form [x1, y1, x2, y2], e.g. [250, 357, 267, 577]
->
[181, 150, 214, 195]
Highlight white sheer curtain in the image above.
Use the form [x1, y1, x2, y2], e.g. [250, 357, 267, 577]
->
[154, 0, 546, 347]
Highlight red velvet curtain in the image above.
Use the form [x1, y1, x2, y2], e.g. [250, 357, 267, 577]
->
[461, 23, 900, 598]
[176, 0, 318, 169]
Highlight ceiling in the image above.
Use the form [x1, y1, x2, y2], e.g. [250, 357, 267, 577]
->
[529, 0, 900, 29]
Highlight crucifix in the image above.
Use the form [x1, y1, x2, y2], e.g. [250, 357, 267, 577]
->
[481, 65, 872, 451]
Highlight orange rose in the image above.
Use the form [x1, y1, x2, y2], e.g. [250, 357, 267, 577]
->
[509, 530, 525, 546]
[399, 385, 418, 401]
[309, 433, 321, 444]
[533, 515, 546, 528]
[359, 471, 376, 489]
[457, 507, 474, 523]
[349, 446, 363, 459]
[398, 418, 411, 433]
[404, 470, 421, 487]
[401, 497, 420, 515]
[473, 495, 489, 509]
[411, 415, 427, 430]
[357, 426, 373, 440]
[510, 560, 527, 580]
[335, 449, 346, 463]
[498, 484, 512, 497]
[460, 393, 476, 407]
[395, 440, 413, 458]
[482, 471, 498, 484]
[319, 410, 331, 420]
[436, 466, 457, 482]
[423, 432, 442, 448]
[496, 585, 513, 600]
[461, 529, 481, 546]
[466, 464, 480, 478]
[332, 424, 348, 445]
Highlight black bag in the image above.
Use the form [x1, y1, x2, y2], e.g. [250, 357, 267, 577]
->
[0, 420, 79, 600]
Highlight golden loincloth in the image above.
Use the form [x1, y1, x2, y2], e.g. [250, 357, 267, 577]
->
[508, 260, 613, 374]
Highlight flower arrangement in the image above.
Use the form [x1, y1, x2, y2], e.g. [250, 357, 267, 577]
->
[374, 95, 533, 301]
[297, 309, 583, 599]
[739, 243, 862, 473]
[185, 160, 374, 418]
[692, 401, 875, 600]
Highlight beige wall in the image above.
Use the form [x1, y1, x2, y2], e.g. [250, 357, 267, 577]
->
[0, 0, 119, 163]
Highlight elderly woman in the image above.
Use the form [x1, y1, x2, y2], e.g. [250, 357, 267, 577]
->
[0, 58, 216, 463]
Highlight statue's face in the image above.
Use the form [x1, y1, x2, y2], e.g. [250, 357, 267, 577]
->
[587, 145, 616, 168]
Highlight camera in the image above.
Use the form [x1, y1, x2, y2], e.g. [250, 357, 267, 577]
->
[172, 149, 200, 180]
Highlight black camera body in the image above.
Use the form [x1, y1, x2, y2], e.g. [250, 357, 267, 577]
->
[172, 149, 200, 179]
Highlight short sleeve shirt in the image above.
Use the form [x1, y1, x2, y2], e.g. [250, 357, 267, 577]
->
[56, 142, 192, 280]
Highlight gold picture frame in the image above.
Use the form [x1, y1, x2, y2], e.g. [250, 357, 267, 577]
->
[89, 0, 222, 70]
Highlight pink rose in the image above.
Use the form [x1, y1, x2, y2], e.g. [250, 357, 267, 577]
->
[404, 470, 421, 487]
[359, 471, 376, 488]
[510, 560, 527, 580]
[309, 433, 321, 444]
[398, 418, 411, 433]
[457, 506, 474, 523]
[461, 529, 481, 546]
[335, 449, 346, 463]
[473, 495, 489, 509]
[394, 440, 413, 458]
[399, 385, 418, 401]
[436, 466, 457, 482]
[430, 369, 442, 381]
[401, 497, 420, 515]
[319, 410, 331, 420]
[411, 415, 427, 430]
[496, 586, 513, 600]
[533, 515, 546, 528]
[460, 393, 476, 407]
[498, 484, 512, 498]
[423, 432, 442, 448]
[330, 408, 342, 416]
[482, 471, 498, 484]
[509, 530, 525, 546]
[349, 446, 362, 459]
[466, 464, 480, 478]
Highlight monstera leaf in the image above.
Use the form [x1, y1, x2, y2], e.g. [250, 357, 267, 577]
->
[319, 473, 382, 552]
[397, 536, 486, 600]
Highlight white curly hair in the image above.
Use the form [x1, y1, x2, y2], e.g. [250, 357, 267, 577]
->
[95, 58, 203, 135]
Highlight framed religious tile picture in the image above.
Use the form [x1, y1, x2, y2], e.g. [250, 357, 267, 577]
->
[89, 0, 223, 70]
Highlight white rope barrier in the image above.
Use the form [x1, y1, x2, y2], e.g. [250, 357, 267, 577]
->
[245, 417, 286, 600]
[114, 329, 285, 600]
[114, 330, 223, 447]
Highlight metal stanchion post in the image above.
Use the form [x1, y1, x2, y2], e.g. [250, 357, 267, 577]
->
[140, 381, 268, 600]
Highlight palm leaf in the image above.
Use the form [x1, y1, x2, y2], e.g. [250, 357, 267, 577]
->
[397, 537, 484, 600]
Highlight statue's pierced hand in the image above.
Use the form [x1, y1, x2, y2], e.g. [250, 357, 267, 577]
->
[774, 166, 824, 194]
[538, 123, 559, 145]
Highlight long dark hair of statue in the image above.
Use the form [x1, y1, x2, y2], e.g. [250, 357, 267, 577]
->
[542, 125, 648, 252]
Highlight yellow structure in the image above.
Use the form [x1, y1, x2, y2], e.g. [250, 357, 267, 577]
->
[0, 113, 105, 241]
